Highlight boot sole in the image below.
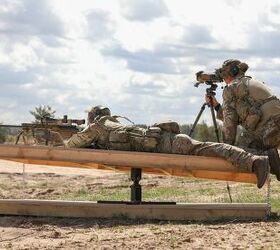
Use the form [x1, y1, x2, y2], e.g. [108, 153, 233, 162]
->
[268, 148, 280, 181]
[257, 163, 269, 189]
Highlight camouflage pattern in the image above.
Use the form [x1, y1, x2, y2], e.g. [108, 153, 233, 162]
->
[65, 115, 262, 172]
[238, 115, 280, 154]
[217, 76, 280, 152]
[65, 116, 123, 148]
[171, 134, 257, 171]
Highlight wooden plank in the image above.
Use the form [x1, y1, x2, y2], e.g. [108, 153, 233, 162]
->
[0, 145, 257, 183]
[4, 158, 257, 184]
[0, 145, 237, 170]
[0, 199, 268, 221]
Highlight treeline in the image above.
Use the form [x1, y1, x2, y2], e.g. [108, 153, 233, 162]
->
[0, 127, 7, 143]
[180, 122, 221, 142]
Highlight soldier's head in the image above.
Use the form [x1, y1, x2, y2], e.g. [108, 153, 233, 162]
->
[219, 59, 249, 84]
[87, 105, 111, 124]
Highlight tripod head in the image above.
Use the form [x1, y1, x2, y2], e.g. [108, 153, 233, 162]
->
[194, 79, 218, 99]
[205, 82, 218, 98]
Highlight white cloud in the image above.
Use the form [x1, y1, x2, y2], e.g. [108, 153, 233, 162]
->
[0, 0, 65, 39]
[0, 0, 280, 126]
[120, 0, 169, 22]
[86, 10, 115, 42]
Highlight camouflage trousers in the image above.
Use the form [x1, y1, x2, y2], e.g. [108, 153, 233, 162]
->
[238, 115, 280, 155]
[156, 133, 257, 172]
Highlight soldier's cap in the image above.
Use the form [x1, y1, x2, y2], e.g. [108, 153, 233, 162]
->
[85, 105, 111, 119]
[85, 106, 108, 113]
[219, 59, 249, 76]
[222, 59, 241, 68]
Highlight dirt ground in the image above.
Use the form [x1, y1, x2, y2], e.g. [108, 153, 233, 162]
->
[0, 160, 280, 249]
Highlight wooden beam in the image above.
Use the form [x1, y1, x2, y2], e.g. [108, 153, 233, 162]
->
[0, 199, 268, 221]
[0, 145, 237, 170]
[4, 158, 257, 184]
[0, 145, 257, 183]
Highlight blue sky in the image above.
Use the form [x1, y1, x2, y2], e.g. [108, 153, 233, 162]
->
[0, 0, 280, 125]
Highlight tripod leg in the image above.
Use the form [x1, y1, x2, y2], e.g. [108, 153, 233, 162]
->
[209, 104, 220, 142]
[209, 103, 232, 202]
[189, 103, 207, 137]
[15, 130, 24, 145]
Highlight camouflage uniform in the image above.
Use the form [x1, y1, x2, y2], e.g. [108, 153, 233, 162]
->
[217, 76, 280, 153]
[65, 114, 263, 172]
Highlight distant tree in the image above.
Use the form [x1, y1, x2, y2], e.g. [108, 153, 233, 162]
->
[30, 105, 56, 123]
[180, 124, 192, 135]
[135, 124, 148, 129]
[0, 126, 7, 143]
[180, 121, 221, 142]
[195, 122, 215, 142]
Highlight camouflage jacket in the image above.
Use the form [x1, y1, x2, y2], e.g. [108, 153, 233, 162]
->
[65, 116, 124, 148]
[65, 116, 162, 152]
[217, 76, 280, 145]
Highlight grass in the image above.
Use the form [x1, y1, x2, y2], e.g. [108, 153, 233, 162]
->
[271, 198, 280, 213]
[143, 186, 189, 201]
[61, 187, 130, 201]
[169, 233, 178, 248]
[56, 178, 280, 214]
[1, 171, 280, 214]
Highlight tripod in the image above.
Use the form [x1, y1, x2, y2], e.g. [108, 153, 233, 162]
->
[189, 82, 220, 141]
[189, 82, 233, 203]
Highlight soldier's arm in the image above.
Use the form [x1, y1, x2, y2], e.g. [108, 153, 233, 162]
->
[222, 87, 239, 145]
[65, 124, 100, 148]
[205, 95, 224, 120]
[215, 103, 224, 120]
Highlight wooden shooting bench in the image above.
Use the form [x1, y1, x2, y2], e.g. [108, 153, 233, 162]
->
[0, 144, 269, 221]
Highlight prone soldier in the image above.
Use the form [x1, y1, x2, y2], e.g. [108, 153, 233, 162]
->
[65, 105, 275, 189]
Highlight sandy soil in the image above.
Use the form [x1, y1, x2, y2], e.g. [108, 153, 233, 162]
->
[0, 160, 280, 249]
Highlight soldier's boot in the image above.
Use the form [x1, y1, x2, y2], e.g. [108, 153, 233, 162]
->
[252, 157, 269, 189]
[267, 148, 280, 181]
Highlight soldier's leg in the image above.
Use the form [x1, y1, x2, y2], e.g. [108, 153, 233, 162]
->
[192, 141, 258, 172]
[171, 134, 201, 154]
[262, 117, 280, 180]
[172, 134, 256, 171]
[267, 148, 280, 181]
[237, 130, 264, 155]
[262, 116, 280, 149]
[171, 134, 268, 188]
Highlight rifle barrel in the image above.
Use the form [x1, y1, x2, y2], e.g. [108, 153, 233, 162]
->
[0, 125, 22, 128]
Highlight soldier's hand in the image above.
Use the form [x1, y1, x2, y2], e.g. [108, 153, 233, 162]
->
[205, 95, 219, 107]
